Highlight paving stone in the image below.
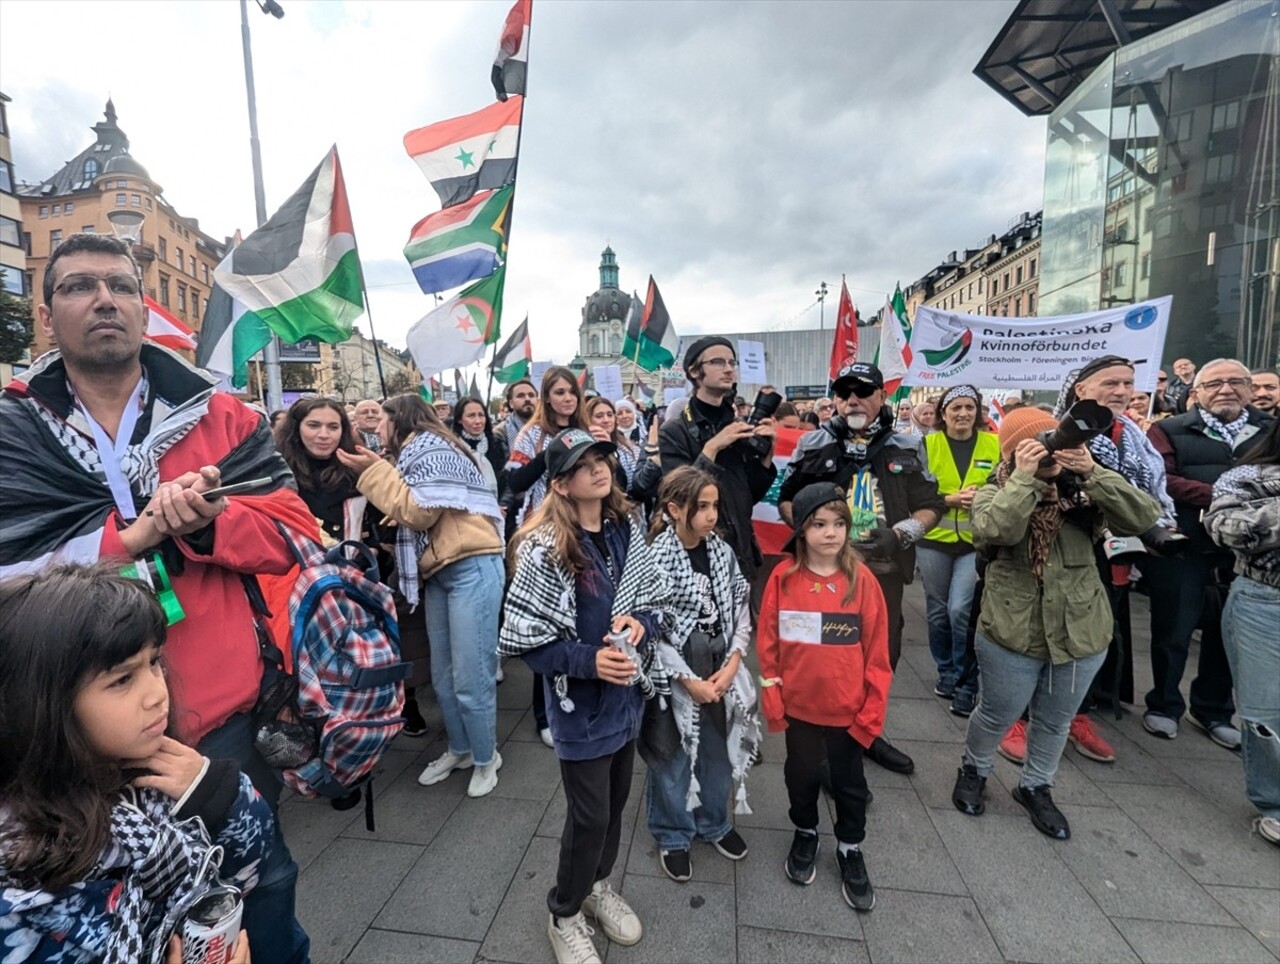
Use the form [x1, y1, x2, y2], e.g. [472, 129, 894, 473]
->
[1067, 718, 1189, 786]
[279, 795, 365, 874]
[537, 782, 567, 838]
[732, 762, 803, 831]
[296, 837, 423, 962]
[1101, 709, 1238, 761]
[1112, 917, 1277, 964]
[1052, 805, 1235, 925]
[339, 752, 466, 846]
[859, 889, 1001, 963]
[505, 706, 546, 743]
[479, 835, 562, 964]
[1206, 885, 1280, 959]
[607, 874, 737, 963]
[374, 795, 545, 940]
[988, 748, 1114, 808]
[931, 809, 1138, 962]
[1101, 783, 1280, 888]
[735, 925, 868, 963]
[487, 739, 563, 802]
[882, 693, 964, 744]
[624, 823, 737, 885]
[886, 663, 934, 701]
[1161, 751, 1261, 821]
[733, 828, 863, 940]
[902, 739, 1024, 817]
[347, 929, 480, 963]
[863, 787, 968, 896]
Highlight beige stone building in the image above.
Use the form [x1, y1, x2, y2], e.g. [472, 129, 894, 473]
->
[17, 100, 227, 359]
[983, 212, 1041, 318]
[319, 329, 419, 403]
[0, 91, 29, 384]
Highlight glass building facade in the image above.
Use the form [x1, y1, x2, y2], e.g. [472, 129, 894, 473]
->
[1038, 0, 1279, 369]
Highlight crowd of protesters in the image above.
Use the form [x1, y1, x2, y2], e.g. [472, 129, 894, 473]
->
[0, 233, 1276, 964]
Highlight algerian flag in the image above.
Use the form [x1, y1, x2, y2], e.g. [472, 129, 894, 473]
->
[405, 266, 505, 377]
[490, 314, 531, 383]
[874, 284, 912, 399]
[621, 276, 678, 372]
[196, 146, 363, 386]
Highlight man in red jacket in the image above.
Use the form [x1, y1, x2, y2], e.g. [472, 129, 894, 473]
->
[0, 234, 314, 963]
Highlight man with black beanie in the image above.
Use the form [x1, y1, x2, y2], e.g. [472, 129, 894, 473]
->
[659, 336, 777, 583]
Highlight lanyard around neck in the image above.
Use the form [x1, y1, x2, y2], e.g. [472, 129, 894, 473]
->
[79, 378, 146, 520]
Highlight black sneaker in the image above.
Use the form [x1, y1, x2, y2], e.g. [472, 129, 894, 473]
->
[784, 830, 819, 885]
[866, 736, 915, 775]
[933, 677, 956, 699]
[712, 828, 748, 861]
[401, 700, 428, 738]
[1012, 784, 1070, 840]
[659, 848, 692, 882]
[951, 765, 986, 816]
[836, 848, 875, 912]
[949, 690, 977, 718]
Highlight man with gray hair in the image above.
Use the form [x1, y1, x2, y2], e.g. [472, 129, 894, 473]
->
[353, 398, 383, 452]
[1141, 358, 1274, 746]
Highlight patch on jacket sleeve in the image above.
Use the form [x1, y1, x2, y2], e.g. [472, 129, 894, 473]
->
[779, 610, 862, 645]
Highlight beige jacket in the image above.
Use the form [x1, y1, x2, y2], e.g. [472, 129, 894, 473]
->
[357, 458, 503, 581]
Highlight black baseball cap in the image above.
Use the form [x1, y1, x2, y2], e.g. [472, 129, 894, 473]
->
[782, 482, 847, 554]
[831, 362, 884, 397]
[545, 428, 616, 479]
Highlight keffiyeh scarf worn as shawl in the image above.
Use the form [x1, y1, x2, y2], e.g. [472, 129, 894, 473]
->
[648, 526, 760, 813]
[394, 431, 503, 607]
[499, 517, 671, 703]
[993, 462, 1094, 582]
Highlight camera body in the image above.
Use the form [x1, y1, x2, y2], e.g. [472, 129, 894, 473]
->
[745, 390, 783, 456]
[1035, 399, 1114, 466]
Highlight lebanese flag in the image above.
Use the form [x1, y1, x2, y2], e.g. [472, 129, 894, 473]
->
[828, 277, 859, 384]
[492, 0, 530, 101]
[404, 97, 522, 209]
[143, 296, 196, 351]
[752, 424, 807, 556]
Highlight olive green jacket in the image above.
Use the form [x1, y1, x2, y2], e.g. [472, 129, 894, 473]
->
[971, 466, 1160, 665]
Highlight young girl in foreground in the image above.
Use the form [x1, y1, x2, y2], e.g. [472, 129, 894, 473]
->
[0, 566, 265, 962]
[757, 482, 892, 913]
[645, 467, 760, 883]
[499, 429, 669, 964]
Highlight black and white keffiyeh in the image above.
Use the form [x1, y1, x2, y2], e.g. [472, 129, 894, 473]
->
[1200, 408, 1251, 449]
[394, 431, 502, 607]
[648, 527, 760, 813]
[499, 517, 671, 703]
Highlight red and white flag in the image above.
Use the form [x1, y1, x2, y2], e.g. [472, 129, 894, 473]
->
[143, 296, 196, 351]
[492, 0, 530, 101]
[752, 425, 807, 556]
[828, 277, 859, 384]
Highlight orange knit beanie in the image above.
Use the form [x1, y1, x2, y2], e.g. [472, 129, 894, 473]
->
[997, 408, 1059, 460]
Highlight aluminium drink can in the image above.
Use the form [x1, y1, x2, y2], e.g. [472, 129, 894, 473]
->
[180, 884, 243, 964]
[606, 627, 642, 685]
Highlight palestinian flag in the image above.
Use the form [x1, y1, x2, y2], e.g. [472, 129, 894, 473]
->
[143, 296, 196, 352]
[404, 97, 522, 209]
[197, 147, 363, 386]
[404, 185, 512, 296]
[492, 0, 530, 101]
[405, 266, 505, 377]
[622, 276, 678, 372]
[491, 314, 531, 383]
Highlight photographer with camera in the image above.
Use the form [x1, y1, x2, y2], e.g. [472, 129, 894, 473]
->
[776, 362, 945, 775]
[659, 336, 778, 584]
[951, 408, 1160, 840]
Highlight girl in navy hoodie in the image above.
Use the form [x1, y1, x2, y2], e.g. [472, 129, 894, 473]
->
[500, 428, 670, 964]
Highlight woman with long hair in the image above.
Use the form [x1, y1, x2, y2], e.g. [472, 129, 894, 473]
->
[1206, 415, 1280, 847]
[453, 395, 504, 493]
[586, 395, 639, 488]
[274, 396, 369, 545]
[338, 395, 506, 798]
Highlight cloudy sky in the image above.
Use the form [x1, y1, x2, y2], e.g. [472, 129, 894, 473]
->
[1, 0, 1046, 371]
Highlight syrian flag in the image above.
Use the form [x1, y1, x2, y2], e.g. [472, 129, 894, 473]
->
[874, 284, 912, 399]
[622, 276, 678, 372]
[491, 314, 531, 383]
[404, 185, 511, 296]
[143, 296, 196, 351]
[492, 0, 530, 101]
[196, 146, 363, 386]
[404, 97, 522, 209]
[828, 277, 859, 384]
[405, 266, 505, 377]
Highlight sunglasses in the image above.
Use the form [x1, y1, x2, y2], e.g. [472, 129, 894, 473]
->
[834, 382, 880, 399]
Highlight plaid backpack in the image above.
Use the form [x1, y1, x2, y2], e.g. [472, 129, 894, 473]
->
[251, 528, 409, 826]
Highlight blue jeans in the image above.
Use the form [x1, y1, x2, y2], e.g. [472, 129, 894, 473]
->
[423, 553, 503, 766]
[917, 545, 978, 691]
[197, 709, 311, 964]
[645, 715, 733, 851]
[1222, 578, 1280, 820]
[963, 632, 1106, 789]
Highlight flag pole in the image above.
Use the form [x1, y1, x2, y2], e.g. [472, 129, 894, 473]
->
[349, 232, 388, 399]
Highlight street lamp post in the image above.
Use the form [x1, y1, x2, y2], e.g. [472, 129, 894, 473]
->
[816, 281, 829, 331]
[240, 0, 285, 411]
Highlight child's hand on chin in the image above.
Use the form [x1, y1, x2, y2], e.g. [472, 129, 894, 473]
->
[126, 736, 208, 800]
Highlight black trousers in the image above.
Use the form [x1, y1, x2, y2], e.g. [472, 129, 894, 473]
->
[871, 568, 906, 671]
[784, 718, 870, 845]
[548, 740, 636, 919]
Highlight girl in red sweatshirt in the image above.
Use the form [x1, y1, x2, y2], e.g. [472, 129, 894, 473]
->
[757, 482, 892, 913]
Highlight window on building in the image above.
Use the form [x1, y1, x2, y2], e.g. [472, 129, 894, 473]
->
[1028, 292, 1036, 313]
[589, 333, 600, 355]
[201, 264, 209, 285]
[50, 230, 62, 248]
[0, 216, 20, 247]
[1028, 257, 1037, 277]
[144, 199, 152, 211]
[115, 193, 126, 206]
[1015, 265, 1023, 284]
[1003, 271, 1011, 290]
[977, 277, 984, 294]
[191, 295, 200, 319]
[82, 225, 94, 233]
[1114, 262, 1128, 287]
[0, 159, 13, 193]
[1205, 153, 1236, 183]
[1168, 112, 1192, 142]
[159, 274, 170, 307]
[175, 247, 183, 269]
[1015, 296, 1023, 316]
[116, 179, 127, 189]
[1140, 253, 1151, 280]
[1211, 101, 1240, 132]
[131, 194, 141, 207]
[64, 201, 74, 214]
[189, 255, 196, 275]
[38, 205, 48, 219]
[159, 237, 167, 261]
[83, 159, 99, 180]
[52, 204, 61, 215]
[177, 285, 187, 314]
[2, 269, 24, 296]
[990, 278, 998, 295]
[1114, 220, 1129, 242]
[21, 231, 31, 254]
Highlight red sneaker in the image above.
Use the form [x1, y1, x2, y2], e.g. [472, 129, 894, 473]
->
[1068, 714, 1116, 763]
[997, 720, 1028, 764]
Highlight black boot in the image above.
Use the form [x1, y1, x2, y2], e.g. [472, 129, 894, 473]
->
[866, 736, 914, 775]
[401, 690, 428, 737]
[1012, 784, 1071, 840]
[951, 764, 986, 816]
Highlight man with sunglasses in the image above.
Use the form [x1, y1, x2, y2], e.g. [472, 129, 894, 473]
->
[659, 335, 777, 583]
[776, 362, 946, 775]
[0, 234, 313, 962]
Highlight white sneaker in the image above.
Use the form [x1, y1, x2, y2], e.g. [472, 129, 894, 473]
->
[547, 911, 601, 964]
[581, 879, 642, 946]
[467, 752, 503, 797]
[1254, 815, 1280, 847]
[417, 749, 473, 786]
[539, 727, 555, 748]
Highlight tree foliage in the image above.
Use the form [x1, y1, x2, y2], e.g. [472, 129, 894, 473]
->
[0, 272, 34, 365]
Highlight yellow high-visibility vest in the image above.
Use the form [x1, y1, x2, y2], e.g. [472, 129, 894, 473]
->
[923, 430, 1001, 545]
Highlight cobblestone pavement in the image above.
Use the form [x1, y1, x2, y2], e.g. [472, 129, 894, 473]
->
[285, 584, 1280, 963]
